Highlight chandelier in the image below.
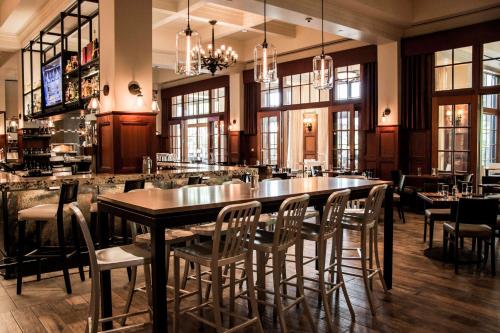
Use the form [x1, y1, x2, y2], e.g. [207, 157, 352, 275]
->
[200, 20, 238, 75]
[312, 0, 333, 90]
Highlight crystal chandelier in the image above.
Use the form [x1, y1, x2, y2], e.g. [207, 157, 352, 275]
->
[254, 0, 277, 83]
[200, 20, 238, 76]
[312, 0, 333, 90]
[175, 0, 201, 76]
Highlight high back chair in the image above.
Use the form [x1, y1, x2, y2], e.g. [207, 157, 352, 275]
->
[69, 204, 152, 333]
[443, 197, 497, 275]
[340, 184, 388, 315]
[298, 189, 355, 332]
[187, 176, 202, 185]
[173, 201, 264, 333]
[16, 181, 84, 295]
[252, 194, 315, 332]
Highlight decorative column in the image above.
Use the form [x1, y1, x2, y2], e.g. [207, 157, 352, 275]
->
[96, 0, 157, 173]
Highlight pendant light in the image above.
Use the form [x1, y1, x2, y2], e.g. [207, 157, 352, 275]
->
[175, 0, 201, 76]
[312, 0, 333, 90]
[254, 0, 277, 83]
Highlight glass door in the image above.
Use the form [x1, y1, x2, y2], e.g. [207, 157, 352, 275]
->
[258, 111, 281, 166]
[479, 94, 500, 177]
[330, 104, 360, 171]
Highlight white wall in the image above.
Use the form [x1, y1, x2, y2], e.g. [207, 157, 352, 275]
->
[377, 41, 399, 125]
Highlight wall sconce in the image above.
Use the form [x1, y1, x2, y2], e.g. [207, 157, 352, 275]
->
[303, 117, 313, 132]
[87, 84, 109, 112]
[152, 90, 160, 112]
[381, 107, 391, 123]
[228, 119, 237, 131]
[128, 81, 144, 108]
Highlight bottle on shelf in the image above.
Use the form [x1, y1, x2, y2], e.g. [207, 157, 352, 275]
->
[92, 29, 99, 60]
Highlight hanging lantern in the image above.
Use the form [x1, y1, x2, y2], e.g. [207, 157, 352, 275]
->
[254, 0, 277, 83]
[312, 0, 333, 90]
[175, 0, 201, 76]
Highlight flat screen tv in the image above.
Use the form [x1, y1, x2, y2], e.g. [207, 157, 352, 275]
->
[42, 56, 62, 108]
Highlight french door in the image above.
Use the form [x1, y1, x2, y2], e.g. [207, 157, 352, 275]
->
[258, 111, 281, 166]
[329, 104, 360, 171]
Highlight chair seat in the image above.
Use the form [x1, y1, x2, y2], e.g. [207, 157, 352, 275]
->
[190, 222, 229, 236]
[301, 222, 321, 241]
[253, 229, 276, 250]
[18, 203, 74, 222]
[344, 208, 365, 219]
[258, 214, 277, 225]
[90, 202, 97, 213]
[425, 208, 451, 219]
[443, 222, 492, 238]
[341, 216, 375, 231]
[96, 244, 151, 271]
[393, 193, 400, 202]
[135, 229, 196, 245]
[174, 240, 246, 265]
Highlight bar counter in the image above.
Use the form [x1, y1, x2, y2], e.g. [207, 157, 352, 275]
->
[0, 165, 255, 268]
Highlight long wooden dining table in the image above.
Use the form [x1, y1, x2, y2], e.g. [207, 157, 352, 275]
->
[97, 177, 393, 332]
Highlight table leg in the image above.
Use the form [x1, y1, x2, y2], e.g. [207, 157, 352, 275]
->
[383, 186, 393, 290]
[150, 226, 167, 332]
[99, 210, 113, 331]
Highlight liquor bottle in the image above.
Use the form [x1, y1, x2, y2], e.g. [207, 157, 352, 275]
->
[92, 29, 99, 60]
[65, 60, 72, 73]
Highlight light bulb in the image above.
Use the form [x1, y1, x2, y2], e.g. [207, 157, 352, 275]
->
[136, 94, 144, 108]
[320, 58, 325, 87]
[186, 35, 192, 76]
[262, 47, 268, 80]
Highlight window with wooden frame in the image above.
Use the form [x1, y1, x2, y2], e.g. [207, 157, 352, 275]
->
[186, 118, 208, 161]
[282, 72, 329, 106]
[434, 46, 473, 91]
[330, 105, 359, 170]
[209, 119, 227, 163]
[482, 41, 500, 88]
[211, 87, 225, 113]
[184, 90, 209, 116]
[260, 80, 280, 108]
[334, 64, 361, 101]
[169, 123, 181, 161]
[171, 95, 182, 118]
[481, 112, 497, 167]
[258, 112, 280, 165]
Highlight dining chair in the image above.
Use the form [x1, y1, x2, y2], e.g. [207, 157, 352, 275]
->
[443, 197, 497, 275]
[340, 184, 388, 315]
[393, 174, 406, 223]
[16, 181, 84, 295]
[297, 189, 355, 332]
[187, 176, 202, 185]
[69, 204, 152, 333]
[173, 201, 264, 333]
[251, 194, 316, 332]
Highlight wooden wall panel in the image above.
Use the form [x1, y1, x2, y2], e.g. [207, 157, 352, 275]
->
[228, 131, 241, 163]
[240, 134, 258, 165]
[403, 130, 431, 174]
[303, 114, 317, 160]
[377, 126, 399, 180]
[97, 116, 113, 173]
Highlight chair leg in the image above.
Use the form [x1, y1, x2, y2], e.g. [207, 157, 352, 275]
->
[423, 215, 428, 242]
[272, 251, 287, 331]
[173, 257, 180, 333]
[165, 244, 171, 285]
[318, 240, 334, 333]
[335, 230, 355, 321]
[360, 229, 376, 315]
[229, 263, 236, 327]
[368, 228, 374, 291]
[491, 235, 496, 276]
[195, 263, 203, 316]
[295, 240, 316, 332]
[429, 218, 435, 249]
[373, 225, 387, 293]
[477, 239, 483, 270]
[16, 220, 26, 295]
[71, 215, 85, 282]
[56, 214, 72, 294]
[120, 266, 137, 326]
[400, 204, 406, 224]
[35, 220, 42, 281]
[211, 264, 224, 333]
[256, 251, 266, 315]
[88, 267, 100, 333]
[245, 253, 264, 333]
[144, 264, 153, 321]
[454, 233, 459, 274]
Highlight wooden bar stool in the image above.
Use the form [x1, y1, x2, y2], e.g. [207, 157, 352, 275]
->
[16, 181, 84, 295]
[251, 194, 316, 333]
[173, 201, 264, 333]
[340, 184, 388, 316]
[69, 204, 152, 333]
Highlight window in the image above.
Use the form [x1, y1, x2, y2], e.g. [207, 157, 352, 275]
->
[483, 93, 498, 109]
[184, 90, 209, 116]
[335, 64, 361, 100]
[171, 95, 182, 118]
[481, 113, 497, 167]
[186, 118, 208, 161]
[437, 104, 470, 173]
[169, 124, 181, 161]
[260, 80, 280, 108]
[210, 120, 227, 163]
[283, 72, 329, 105]
[434, 46, 473, 91]
[332, 109, 359, 170]
[211, 87, 225, 113]
[260, 114, 279, 165]
[482, 41, 500, 87]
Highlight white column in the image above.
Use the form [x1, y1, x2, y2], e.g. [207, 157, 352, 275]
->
[377, 41, 400, 125]
[229, 72, 244, 131]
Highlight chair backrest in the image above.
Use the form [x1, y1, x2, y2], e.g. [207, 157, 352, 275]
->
[361, 184, 387, 224]
[69, 204, 98, 273]
[223, 179, 245, 185]
[321, 189, 350, 238]
[273, 194, 310, 250]
[390, 170, 403, 187]
[124, 179, 145, 193]
[240, 173, 250, 183]
[398, 175, 406, 192]
[188, 176, 202, 185]
[211, 201, 262, 260]
[311, 165, 323, 177]
[455, 197, 498, 229]
[58, 181, 79, 212]
[423, 182, 439, 192]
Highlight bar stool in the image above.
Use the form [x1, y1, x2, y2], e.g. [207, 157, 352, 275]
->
[297, 189, 355, 331]
[173, 201, 264, 333]
[340, 184, 388, 315]
[16, 181, 84, 295]
[69, 204, 152, 333]
[251, 194, 316, 332]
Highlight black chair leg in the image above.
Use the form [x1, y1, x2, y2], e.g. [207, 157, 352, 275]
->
[442, 230, 448, 260]
[423, 216, 427, 242]
[491, 236, 496, 276]
[56, 214, 72, 294]
[477, 239, 482, 270]
[35, 220, 42, 281]
[72, 215, 85, 282]
[429, 219, 434, 248]
[454, 234, 459, 274]
[16, 220, 26, 295]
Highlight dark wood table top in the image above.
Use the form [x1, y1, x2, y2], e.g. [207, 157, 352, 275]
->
[98, 177, 391, 216]
[417, 192, 462, 205]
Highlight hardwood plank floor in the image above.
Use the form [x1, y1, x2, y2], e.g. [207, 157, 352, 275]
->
[1, 210, 499, 332]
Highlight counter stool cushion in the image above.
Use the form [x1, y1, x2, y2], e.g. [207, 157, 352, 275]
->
[135, 229, 196, 244]
[443, 222, 492, 238]
[425, 208, 450, 219]
[96, 243, 151, 271]
[90, 202, 97, 213]
[341, 216, 376, 231]
[18, 203, 74, 222]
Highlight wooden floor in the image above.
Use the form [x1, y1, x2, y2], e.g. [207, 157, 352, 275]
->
[1, 210, 499, 333]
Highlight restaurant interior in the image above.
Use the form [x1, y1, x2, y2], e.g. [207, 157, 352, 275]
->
[0, 0, 499, 332]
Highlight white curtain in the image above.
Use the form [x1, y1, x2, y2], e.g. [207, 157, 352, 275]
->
[285, 107, 329, 170]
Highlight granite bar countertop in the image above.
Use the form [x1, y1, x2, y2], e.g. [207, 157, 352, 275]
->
[0, 165, 255, 191]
